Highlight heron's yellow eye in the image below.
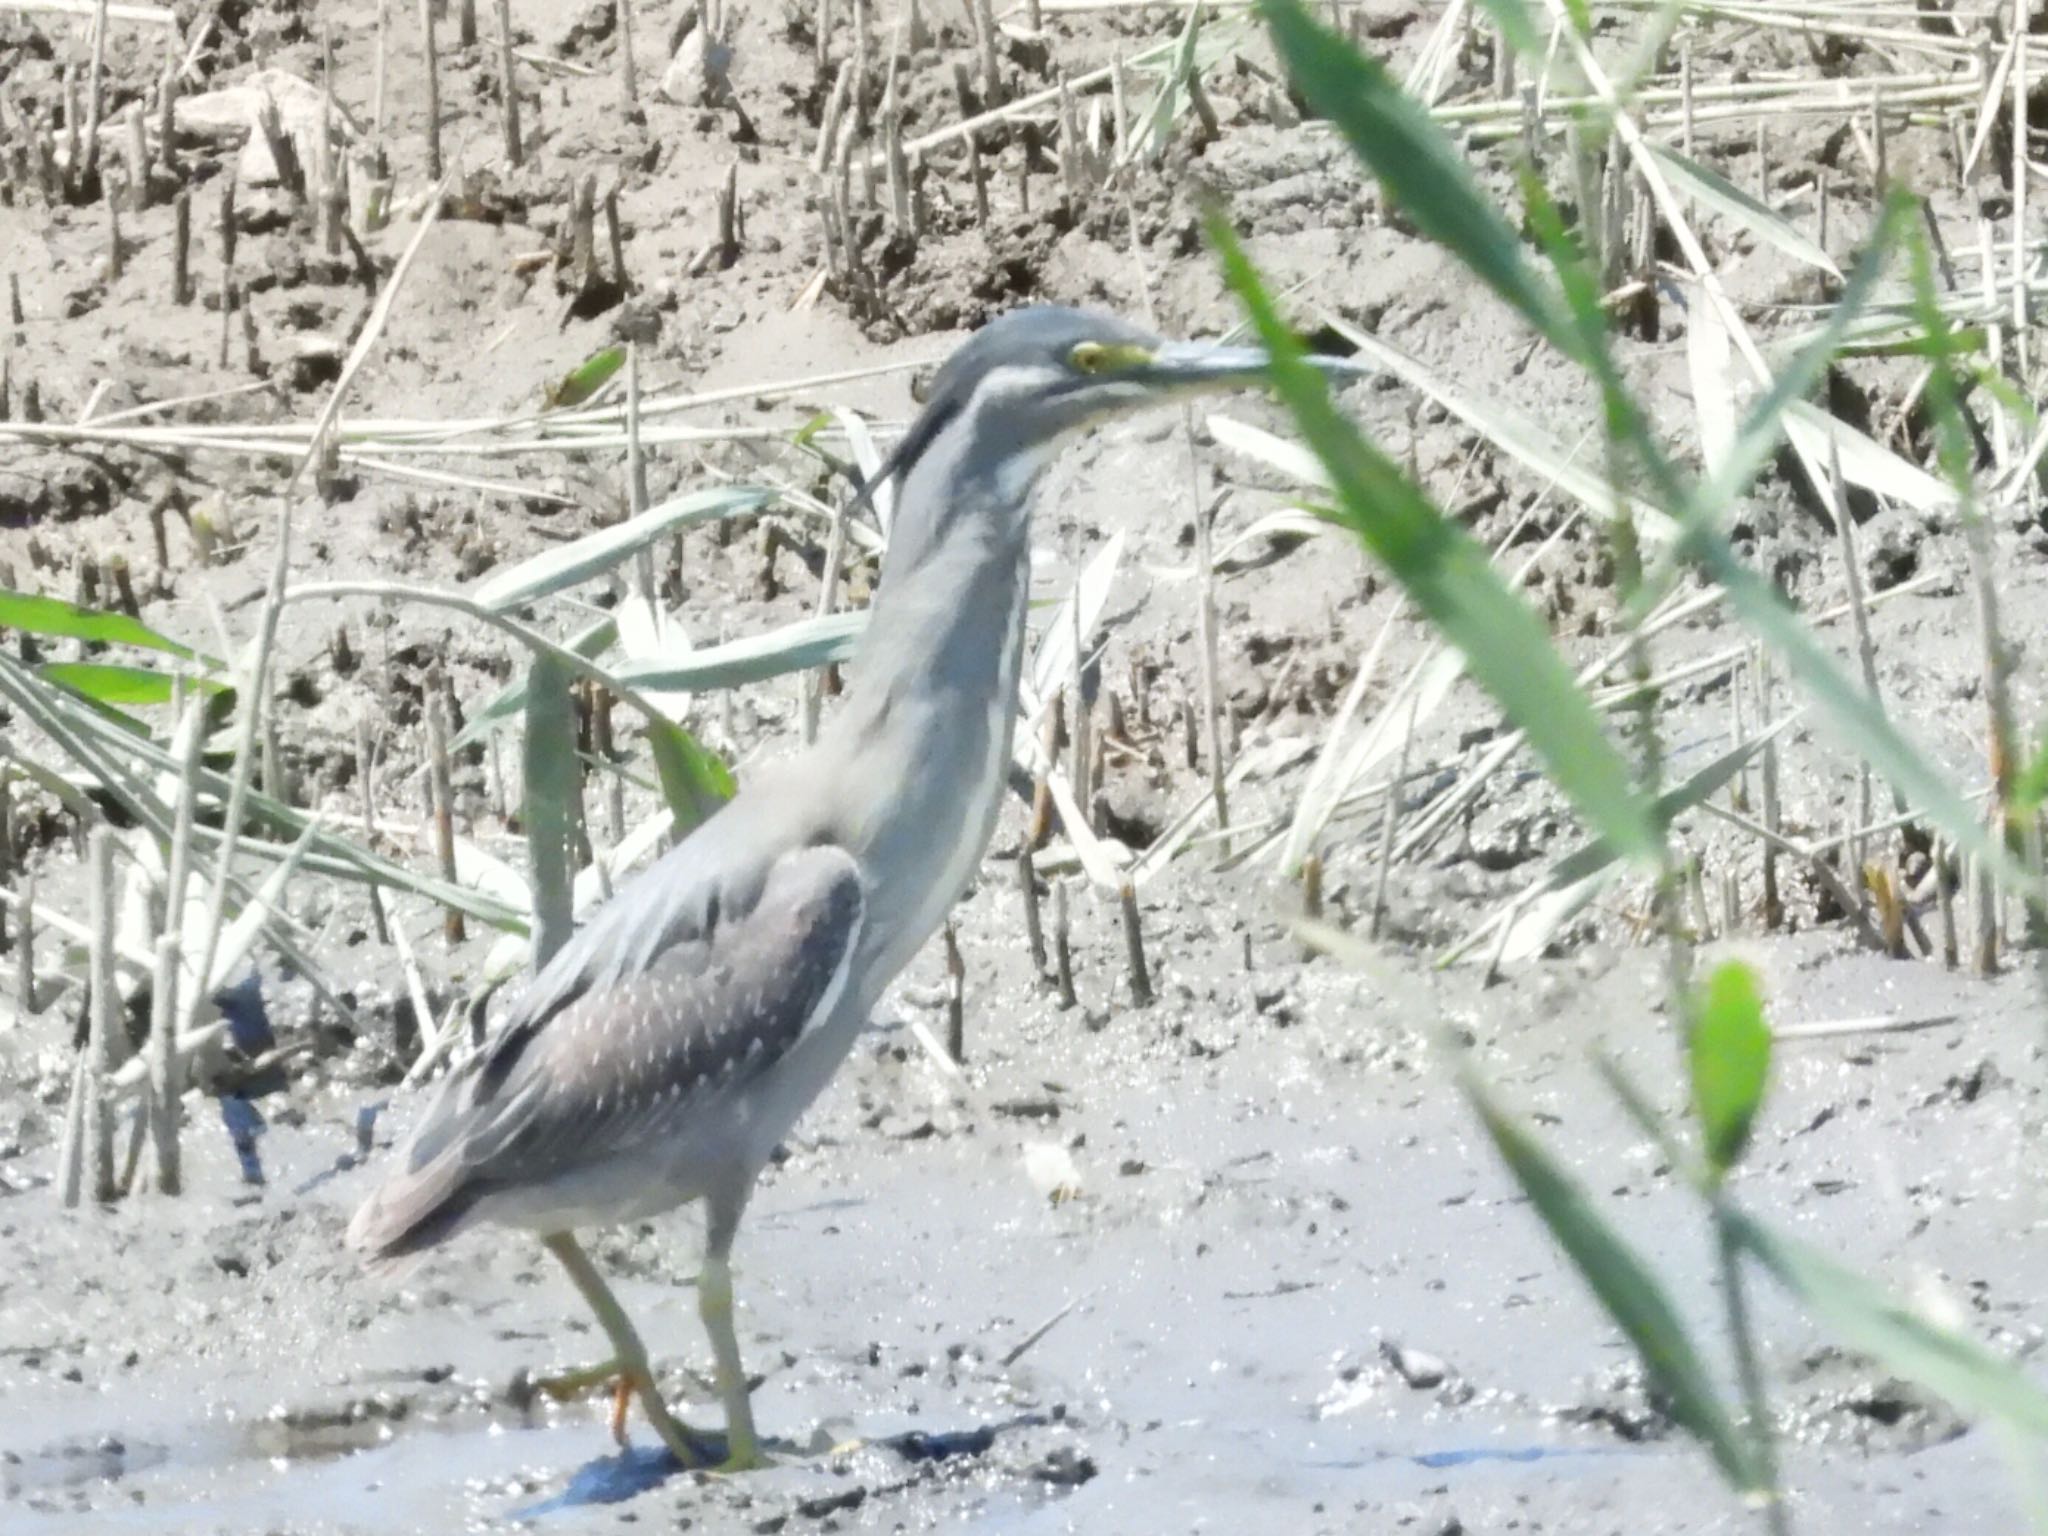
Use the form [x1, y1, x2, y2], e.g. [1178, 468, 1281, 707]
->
[1068, 340, 1152, 374]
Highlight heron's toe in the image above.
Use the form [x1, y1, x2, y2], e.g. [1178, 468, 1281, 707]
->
[709, 1446, 777, 1475]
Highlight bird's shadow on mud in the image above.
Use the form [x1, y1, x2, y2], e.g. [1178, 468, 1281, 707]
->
[513, 1416, 1046, 1518]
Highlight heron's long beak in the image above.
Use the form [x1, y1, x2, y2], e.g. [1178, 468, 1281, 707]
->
[1143, 339, 1359, 392]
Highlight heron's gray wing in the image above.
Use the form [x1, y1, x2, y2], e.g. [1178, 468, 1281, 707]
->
[349, 842, 863, 1258]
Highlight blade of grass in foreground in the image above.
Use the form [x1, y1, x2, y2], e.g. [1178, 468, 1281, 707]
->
[472, 485, 776, 614]
[1210, 215, 1661, 867]
[0, 590, 220, 668]
[1688, 961, 1771, 1183]
[38, 661, 230, 709]
[523, 654, 578, 971]
[646, 718, 734, 840]
[545, 345, 628, 411]
[1262, 0, 1578, 365]
[1464, 1071, 1763, 1491]
[1728, 1210, 2048, 1438]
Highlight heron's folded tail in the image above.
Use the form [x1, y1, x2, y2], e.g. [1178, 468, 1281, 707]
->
[346, 1155, 482, 1267]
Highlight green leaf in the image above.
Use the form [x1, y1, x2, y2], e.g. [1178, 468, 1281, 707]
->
[1209, 212, 1662, 867]
[522, 654, 578, 971]
[1688, 961, 1772, 1181]
[1320, 317, 1673, 537]
[1685, 543, 2012, 885]
[0, 647, 528, 932]
[2014, 731, 2048, 818]
[1687, 192, 1911, 532]
[1488, 719, 1793, 964]
[1467, 0, 1543, 62]
[1729, 1209, 2048, 1438]
[1903, 229, 1976, 491]
[36, 661, 229, 708]
[472, 486, 777, 614]
[545, 345, 627, 410]
[0, 590, 218, 667]
[608, 609, 866, 694]
[646, 719, 735, 839]
[1146, 0, 1205, 162]
[454, 613, 620, 749]
[1665, 194, 2016, 890]
[1262, 0, 1578, 364]
[1645, 143, 1842, 279]
[1464, 1072, 1762, 1490]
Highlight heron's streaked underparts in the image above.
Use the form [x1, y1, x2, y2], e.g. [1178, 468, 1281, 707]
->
[348, 306, 1326, 1472]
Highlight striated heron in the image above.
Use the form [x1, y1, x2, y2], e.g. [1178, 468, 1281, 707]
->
[348, 306, 1311, 1471]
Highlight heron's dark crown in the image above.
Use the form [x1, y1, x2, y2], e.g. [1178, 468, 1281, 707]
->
[853, 307, 1163, 516]
[923, 306, 1162, 406]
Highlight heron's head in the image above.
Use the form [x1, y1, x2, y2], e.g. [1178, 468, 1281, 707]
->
[856, 306, 1281, 519]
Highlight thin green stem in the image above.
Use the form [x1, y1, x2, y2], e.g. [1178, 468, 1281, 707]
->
[1717, 1203, 1791, 1534]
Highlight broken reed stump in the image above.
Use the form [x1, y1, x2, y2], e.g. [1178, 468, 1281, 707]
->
[496, 0, 523, 168]
[171, 187, 191, 303]
[357, 715, 393, 945]
[147, 928, 183, 1196]
[427, 692, 465, 945]
[1300, 851, 1324, 957]
[12, 871, 38, 1017]
[1052, 879, 1076, 1010]
[1016, 847, 1046, 977]
[943, 920, 965, 1064]
[419, 0, 444, 180]
[616, 0, 640, 108]
[85, 824, 118, 1203]
[1119, 881, 1152, 1008]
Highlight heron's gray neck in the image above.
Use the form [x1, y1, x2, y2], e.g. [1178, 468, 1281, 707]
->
[816, 468, 1036, 991]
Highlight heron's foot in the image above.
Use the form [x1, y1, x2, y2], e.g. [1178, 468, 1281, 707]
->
[628, 1368, 720, 1469]
[710, 1446, 777, 1475]
[519, 1359, 718, 1466]
[512, 1368, 622, 1417]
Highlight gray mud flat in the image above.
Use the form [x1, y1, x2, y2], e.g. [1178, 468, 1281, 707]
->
[6, 924, 2044, 1534]
[5, 0, 2048, 1529]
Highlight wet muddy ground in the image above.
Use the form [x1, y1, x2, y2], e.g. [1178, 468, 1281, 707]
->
[4, 0, 2047, 1530]
[5, 925, 2045, 1533]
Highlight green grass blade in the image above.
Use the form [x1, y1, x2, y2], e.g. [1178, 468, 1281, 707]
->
[1211, 214, 1661, 867]
[1464, 1070, 1761, 1490]
[1729, 1209, 2048, 1438]
[2015, 732, 2048, 819]
[453, 613, 620, 749]
[0, 590, 218, 667]
[522, 654, 578, 971]
[37, 661, 230, 709]
[1263, 0, 1578, 363]
[1143, 0, 1204, 162]
[1683, 542, 2011, 883]
[473, 486, 776, 614]
[1322, 316, 1672, 536]
[545, 345, 627, 410]
[1644, 143, 1842, 278]
[1689, 961, 1771, 1182]
[1653, 193, 2013, 884]
[0, 652, 528, 930]
[608, 609, 867, 694]
[646, 719, 735, 839]
[1467, 0, 1543, 60]
[1688, 192, 1911, 533]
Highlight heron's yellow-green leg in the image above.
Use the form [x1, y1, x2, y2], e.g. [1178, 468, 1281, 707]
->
[699, 1199, 770, 1472]
[698, 1251, 768, 1471]
[542, 1232, 713, 1467]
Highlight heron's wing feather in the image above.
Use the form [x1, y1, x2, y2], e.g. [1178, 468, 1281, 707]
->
[349, 841, 863, 1258]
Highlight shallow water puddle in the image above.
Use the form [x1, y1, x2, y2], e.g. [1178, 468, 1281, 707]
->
[512, 1415, 1045, 1517]
[5, 1388, 1056, 1531]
